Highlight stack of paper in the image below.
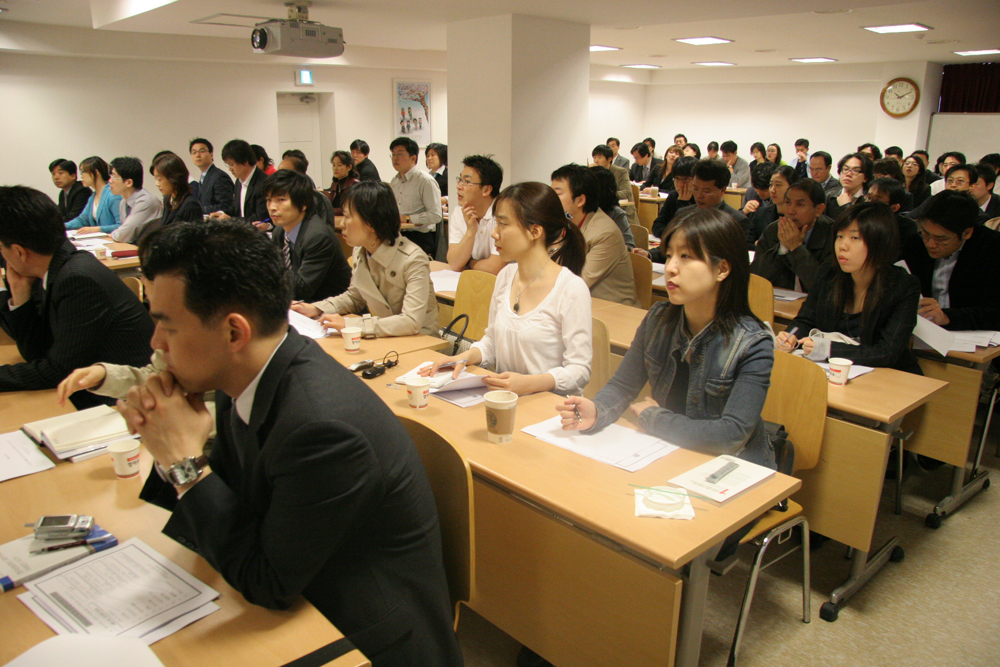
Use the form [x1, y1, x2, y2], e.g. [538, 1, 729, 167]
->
[288, 308, 328, 339]
[773, 288, 807, 302]
[22, 406, 133, 461]
[522, 416, 678, 472]
[430, 270, 462, 293]
[1, 525, 117, 592]
[0, 431, 55, 483]
[6, 636, 165, 667]
[669, 455, 775, 503]
[395, 362, 488, 407]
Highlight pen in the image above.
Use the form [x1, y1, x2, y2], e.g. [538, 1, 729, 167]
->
[32, 536, 113, 554]
[572, 398, 582, 424]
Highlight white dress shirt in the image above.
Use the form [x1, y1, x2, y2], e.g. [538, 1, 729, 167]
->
[448, 201, 499, 260]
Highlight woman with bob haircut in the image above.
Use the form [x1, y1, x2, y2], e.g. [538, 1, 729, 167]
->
[65, 156, 122, 234]
[902, 153, 932, 208]
[422, 182, 592, 397]
[326, 150, 359, 218]
[137, 154, 202, 245]
[292, 180, 439, 337]
[557, 206, 776, 469]
[749, 142, 768, 175]
[777, 202, 922, 374]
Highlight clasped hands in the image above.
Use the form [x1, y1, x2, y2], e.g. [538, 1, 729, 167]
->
[553, 395, 658, 431]
[777, 217, 806, 251]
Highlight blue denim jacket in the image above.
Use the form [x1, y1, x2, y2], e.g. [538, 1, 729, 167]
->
[591, 303, 776, 469]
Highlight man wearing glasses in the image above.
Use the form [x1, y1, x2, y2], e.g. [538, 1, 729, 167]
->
[446, 155, 506, 274]
[902, 190, 1000, 330]
[189, 138, 235, 217]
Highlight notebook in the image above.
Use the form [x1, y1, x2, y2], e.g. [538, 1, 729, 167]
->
[22, 405, 132, 458]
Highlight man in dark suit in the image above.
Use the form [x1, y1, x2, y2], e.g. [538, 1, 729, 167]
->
[903, 190, 1000, 331]
[189, 138, 235, 217]
[126, 220, 462, 667]
[264, 170, 351, 302]
[276, 155, 337, 230]
[209, 139, 267, 224]
[628, 142, 662, 183]
[0, 186, 154, 409]
[49, 158, 91, 222]
[351, 139, 381, 182]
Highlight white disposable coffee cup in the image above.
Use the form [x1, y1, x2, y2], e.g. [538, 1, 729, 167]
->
[108, 439, 141, 479]
[828, 358, 853, 386]
[484, 390, 518, 443]
[405, 376, 431, 409]
[342, 327, 362, 352]
[93, 247, 107, 260]
[649, 186, 659, 197]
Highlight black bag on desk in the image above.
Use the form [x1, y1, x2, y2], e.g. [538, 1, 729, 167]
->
[438, 313, 476, 356]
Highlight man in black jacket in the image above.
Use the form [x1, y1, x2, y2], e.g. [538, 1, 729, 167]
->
[628, 142, 662, 183]
[903, 190, 1000, 330]
[0, 186, 154, 408]
[210, 139, 268, 224]
[189, 138, 235, 217]
[351, 139, 382, 183]
[49, 159, 91, 222]
[127, 220, 462, 667]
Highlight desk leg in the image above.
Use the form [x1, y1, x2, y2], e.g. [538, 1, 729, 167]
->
[821, 536, 904, 622]
[674, 544, 722, 667]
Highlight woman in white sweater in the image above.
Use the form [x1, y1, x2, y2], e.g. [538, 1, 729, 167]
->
[424, 182, 592, 396]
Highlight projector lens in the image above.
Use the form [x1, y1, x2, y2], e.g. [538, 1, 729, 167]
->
[251, 28, 268, 50]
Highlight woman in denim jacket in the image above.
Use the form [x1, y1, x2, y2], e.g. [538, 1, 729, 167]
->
[558, 206, 776, 469]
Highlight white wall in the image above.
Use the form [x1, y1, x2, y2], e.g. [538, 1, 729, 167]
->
[928, 113, 1000, 162]
[588, 80, 646, 162]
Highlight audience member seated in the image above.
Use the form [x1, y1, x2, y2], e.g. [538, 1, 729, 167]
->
[592, 144, 639, 227]
[644, 145, 683, 193]
[643, 137, 658, 159]
[873, 158, 904, 183]
[778, 202, 921, 374]
[826, 152, 872, 220]
[790, 138, 810, 179]
[749, 142, 768, 176]
[629, 142, 662, 184]
[972, 163, 1000, 219]
[706, 141, 720, 160]
[744, 162, 777, 248]
[137, 154, 203, 245]
[389, 136, 443, 259]
[189, 138, 235, 217]
[49, 159, 90, 222]
[980, 153, 1000, 173]
[885, 146, 904, 164]
[909, 163, 990, 223]
[913, 150, 939, 184]
[750, 178, 833, 292]
[127, 219, 462, 667]
[607, 137, 629, 170]
[903, 191, 1000, 331]
[902, 154, 932, 209]
[447, 154, 506, 274]
[64, 156, 122, 235]
[109, 156, 163, 243]
[929, 151, 965, 195]
[350, 139, 381, 183]
[748, 165, 801, 248]
[865, 177, 917, 243]
[326, 150, 359, 221]
[590, 166, 636, 250]
[210, 139, 268, 225]
[552, 165, 639, 307]
[293, 181, 439, 336]
[251, 143, 276, 175]
[766, 143, 785, 165]
[264, 170, 351, 302]
[720, 140, 751, 188]
[426, 143, 448, 197]
[809, 151, 843, 198]
[858, 143, 882, 161]
[683, 143, 702, 159]
[275, 154, 335, 229]
[424, 182, 592, 397]
[648, 156, 697, 241]
[557, 206, 776, 468]
[674, 133, 688, 148]
[0, 186, 153, 408]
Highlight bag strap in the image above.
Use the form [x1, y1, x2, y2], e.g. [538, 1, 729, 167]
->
[440, 313, 470, 356]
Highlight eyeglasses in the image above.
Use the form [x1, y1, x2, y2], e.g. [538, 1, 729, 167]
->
[841, 167, 864, 176]
[108, 172, 122, 181]
[917, 227, 958, 246]
[946, 178, 971, 188]
[190, 148, 210, 155]
[455, 177, 482, 188]
[903, 160, 920, 167]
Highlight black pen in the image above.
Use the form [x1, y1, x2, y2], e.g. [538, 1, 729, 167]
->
[33, 536, 112, 554]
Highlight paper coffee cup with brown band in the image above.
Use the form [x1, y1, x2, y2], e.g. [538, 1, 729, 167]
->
[484, 390, 518, 444]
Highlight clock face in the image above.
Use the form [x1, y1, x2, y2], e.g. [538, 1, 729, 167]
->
[881, 78, 920, 117]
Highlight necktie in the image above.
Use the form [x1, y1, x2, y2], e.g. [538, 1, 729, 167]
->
[125, 204, 132, 218]
[283, 235, 293, 269]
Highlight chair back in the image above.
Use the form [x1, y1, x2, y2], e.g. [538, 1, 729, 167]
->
[584, 317, 611, 399]
[638, 200, 658, 231]
[761, 352, 827, 472]
[723, 190, 744, 211]
[122, 276, 143, 302]
[629, 253, 653, 310]
[630, 182, 641, 210]
[453, 270, 497, 341]
[748, 274, 774, 326]
[398, 416, 475, 623]
[630, 224, 649, 251]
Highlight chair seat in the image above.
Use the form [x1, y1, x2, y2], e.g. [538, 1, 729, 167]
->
[741, 500, 804, 545]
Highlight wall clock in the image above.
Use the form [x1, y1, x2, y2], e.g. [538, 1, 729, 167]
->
[880, 77, 920, 118]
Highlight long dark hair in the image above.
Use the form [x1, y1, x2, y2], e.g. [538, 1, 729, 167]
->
[659, 145, 683, 180]
[152, 154, 192, 211]
[494, 182, 586, 276]
[903, 153, 928, 195]
[661, 206, 757, 335]
[828, 202, 899, 330]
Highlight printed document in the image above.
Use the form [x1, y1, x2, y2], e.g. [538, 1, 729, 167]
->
[522, 416, 678, 472]
[0, 431, 54, 483]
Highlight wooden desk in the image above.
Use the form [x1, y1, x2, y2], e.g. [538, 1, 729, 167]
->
[100, 242, 141, 272]
[773, 297, 804, 322]
[313, 331, 447, 366]
[355, 350, 799, 667]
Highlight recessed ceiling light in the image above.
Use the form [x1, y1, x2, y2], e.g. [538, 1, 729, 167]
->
[755, 49, 777, 53]
[674, 37, 732, 46]
[954, 49, 1000, 56]
[621, 64, 661, 69]
[590, 45, 621, 52]
[864, 24, 932, 34]
[694, 61, 735, 67]
[648, 54, 666, 58]
[813, 9, 852, 14]
[791, 57, 837, 63]
[614, 26, 641, 31]
[926, 39, 959, 45]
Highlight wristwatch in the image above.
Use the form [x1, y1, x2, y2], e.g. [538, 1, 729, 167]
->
[362, 313, 377, 339]
[165, 455, 210, 487]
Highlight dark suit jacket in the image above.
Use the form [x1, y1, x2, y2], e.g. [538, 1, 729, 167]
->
[984, 192, 1000, 220]
[0, 240, 154, 408]
[234, 167, 268, 223]
[135, 195, 203, 247]
[273, 213, 352, 302]
[750, 215, 835, 292]
[58, 182, 92, 222]
[140, 330, 463, 667]
[901, 224, 1000, 330]
[906, 193, 997, 226]
[196, 164, 235, 216]
[629, 158, 663, 184]
[433, 167, 448, 197]
[356, 158, 381, 183]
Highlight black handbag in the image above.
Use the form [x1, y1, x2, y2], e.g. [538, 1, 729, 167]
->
[438, 314, 476, 356]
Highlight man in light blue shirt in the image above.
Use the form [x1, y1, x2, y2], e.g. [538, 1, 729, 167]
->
[109, 157, 162, 243]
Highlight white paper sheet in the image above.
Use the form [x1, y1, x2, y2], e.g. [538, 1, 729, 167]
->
[522, 416, 678, 472]
[913, 315, 957, 356]
[668, 455, 775, 503]
[430, 270, 463, 293]
[6, 636, 165, 667]
[0, 431, 54, 483]
[773, 288, 807, 301]
[433, 386, 488, 408]
[288, 308, 328, 339]
[652, 274, 666, 287]
[651, 262, 665, 274]
[68, 232, 107, 240]
[396, 361, 488, 392]
[21, 538, 219, 645]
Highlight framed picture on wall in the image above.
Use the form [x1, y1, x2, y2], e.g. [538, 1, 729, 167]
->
[393, 79, 431, 147]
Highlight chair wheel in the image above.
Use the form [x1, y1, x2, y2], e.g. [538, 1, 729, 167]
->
[890, 545, 905, 562]
[820, 601, 839, 622]
[925, 513, 943, 529]
[983, 477, 990, 490]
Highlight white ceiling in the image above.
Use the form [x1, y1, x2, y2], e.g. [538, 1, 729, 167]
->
[0, 0, 997, 69]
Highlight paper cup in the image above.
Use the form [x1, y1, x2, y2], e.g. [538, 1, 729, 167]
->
[649, 186, 659, 197]
[405, 376, 431, 409]
[93, 247, 107, 260]
[484, 390, 518, 443]
[341, 327, 362, 352]
[108, 439, 141, 479]
[828, 357, 853, 385]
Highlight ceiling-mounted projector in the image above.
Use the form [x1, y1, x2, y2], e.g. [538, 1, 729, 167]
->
[251, 19, 344, 58]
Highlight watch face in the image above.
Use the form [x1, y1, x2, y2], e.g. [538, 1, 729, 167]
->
[168, 459, 198, 486]
[882, 80, 918, 116]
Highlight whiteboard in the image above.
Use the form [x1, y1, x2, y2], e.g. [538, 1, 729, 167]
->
[927, 113, 1000, 162]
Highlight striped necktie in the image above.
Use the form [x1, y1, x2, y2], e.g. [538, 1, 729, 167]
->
[283, 234, 293, 269]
